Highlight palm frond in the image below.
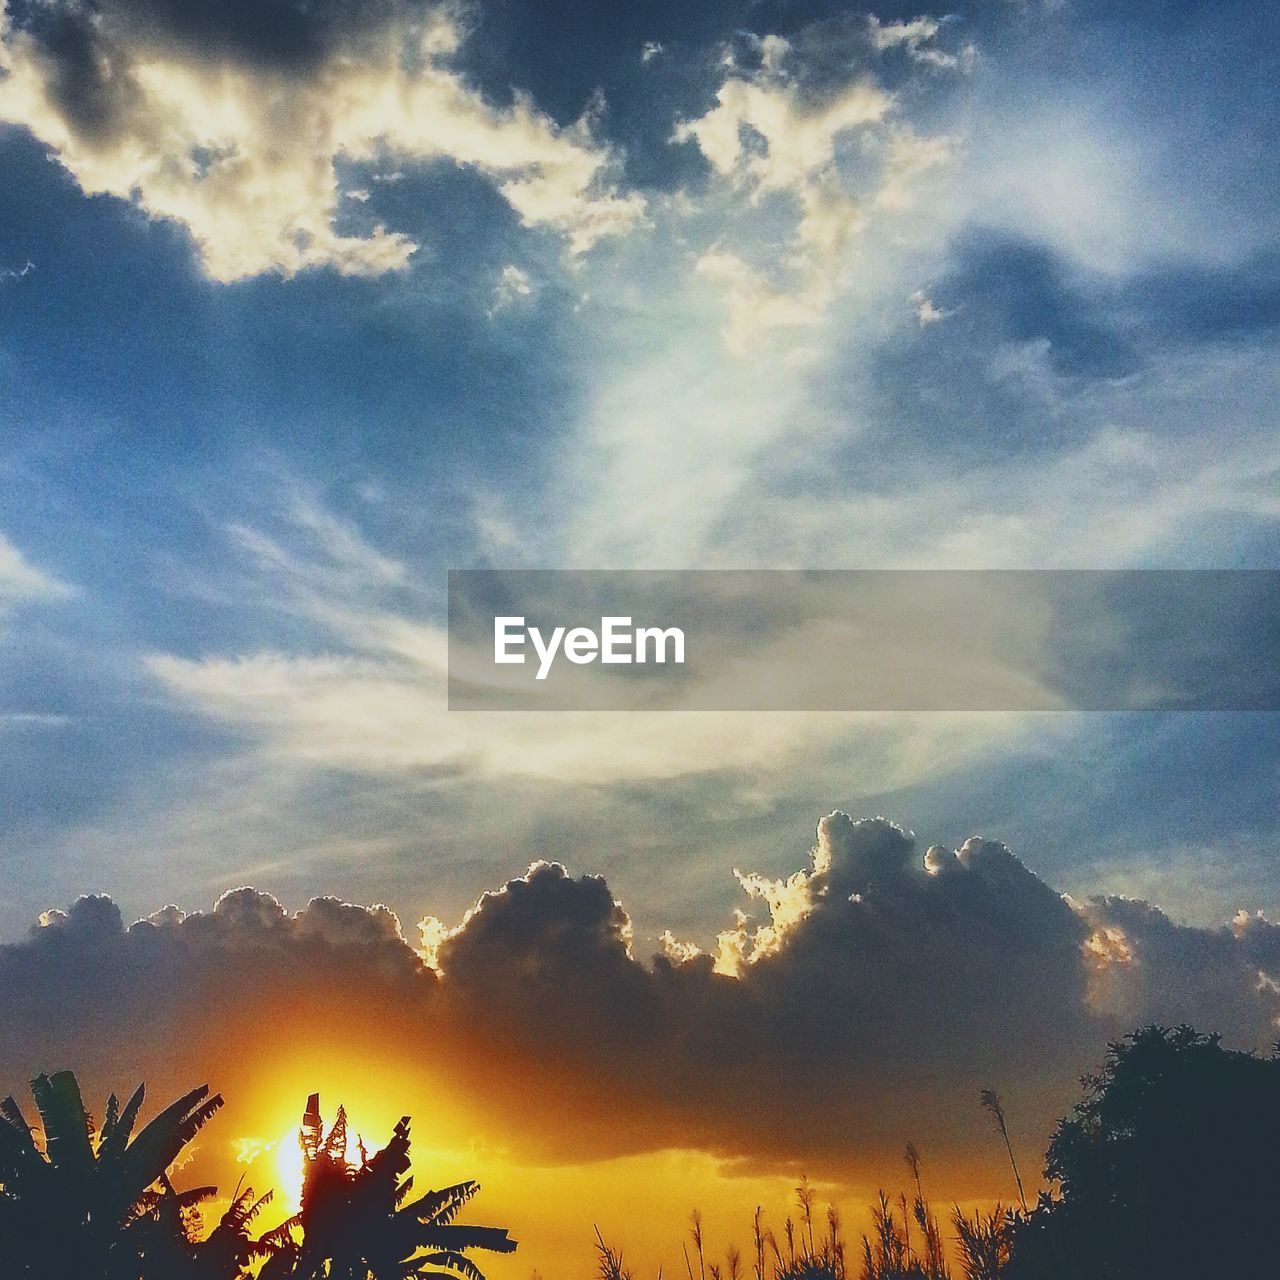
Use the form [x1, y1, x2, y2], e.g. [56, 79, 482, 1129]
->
[100, 1083, 147, 1163]
[29, 1071, 94, 1177]
[407, 1180, 479, 1227]
[121, 1085, 223, 1194]
[0, 1094, 34, 1143]
[418, 1225, 518, 1255]
[416, 1249, 487, 1280]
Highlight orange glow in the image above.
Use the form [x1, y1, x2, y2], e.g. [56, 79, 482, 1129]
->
[205, 1045, 1011, 1279]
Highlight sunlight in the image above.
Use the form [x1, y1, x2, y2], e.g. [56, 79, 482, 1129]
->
[273, 1116, 369, 1212]
[274, 1128, 304, 1213]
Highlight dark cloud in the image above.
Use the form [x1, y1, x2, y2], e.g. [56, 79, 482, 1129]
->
[7, 0, 430, 77]
[1079, 895, 1280, 1049]
[2, 814, 1278, 1188]
[1125, 250, 1280, 345]
[13, 1, 143, 142]
[2, 0, 434, 154]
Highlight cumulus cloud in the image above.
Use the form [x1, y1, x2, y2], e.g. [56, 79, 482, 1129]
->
[1077, 895, 1280, 1046]
[4, 813, 1278, 1187]
[0, 0, 643, 280]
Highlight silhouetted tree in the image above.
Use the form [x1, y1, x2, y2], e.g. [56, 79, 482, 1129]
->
[259, 1093, 517, 1279]
[120, 1179, 276, 1279]
[1005, 1025, 1280, 1279]
[0, 1070, 238, 1279]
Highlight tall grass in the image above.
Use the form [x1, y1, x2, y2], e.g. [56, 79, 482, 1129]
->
[596, 1150, 1013, 1280]
[977, 1091, 1027, 1215]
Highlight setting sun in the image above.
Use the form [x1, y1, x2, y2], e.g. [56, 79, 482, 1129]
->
[271, 1110, 371, 1212]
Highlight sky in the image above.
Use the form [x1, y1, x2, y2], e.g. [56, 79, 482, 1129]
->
[1, 0, 1279, 1272]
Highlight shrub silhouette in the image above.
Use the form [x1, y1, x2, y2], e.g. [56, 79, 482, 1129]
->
[1005, 1024, 1280, 1279]
[949, 1206, 1008, 1280]
[675, 1195, 847, 1280]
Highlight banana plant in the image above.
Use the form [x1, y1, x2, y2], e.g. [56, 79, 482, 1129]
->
[258, 1095, 518, 1280]
[0, 1070, 226, 1279]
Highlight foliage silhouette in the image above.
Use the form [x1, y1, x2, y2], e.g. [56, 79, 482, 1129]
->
[0, 1070, 260, 1278]
[976, 1095, 1025, 1216]
[258, 1093, 517, 1279]
[1004, 1024, 1280, 1279]
[599, 1168, 1003, 1280]
[949, 1207, 1008, 1280]
[8, 1022, 1279, 1280]
[0, 1074, 516, 1280]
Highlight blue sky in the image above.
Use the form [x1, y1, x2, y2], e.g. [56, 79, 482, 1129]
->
[1, 0, 1279, 947]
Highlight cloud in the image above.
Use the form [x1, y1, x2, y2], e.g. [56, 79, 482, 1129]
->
[4, 812, 1279, 1188]
[142, 490, 1037, 789]
[866, 16, 977, 73]
[0, 533, 71, 608]
[673, 40, 892, 197]
[541, 10, 1277, 574]
[0, 0, 644, 280]
[1077, 895, 1280, 1046]
[909, 290, 952, 326]
[489, 263, 535, 314]
[692, 248, 835, 353]
[669, 28, 953, 348]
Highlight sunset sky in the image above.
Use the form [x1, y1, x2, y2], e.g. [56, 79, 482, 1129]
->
[1, 0, 1279, 1273]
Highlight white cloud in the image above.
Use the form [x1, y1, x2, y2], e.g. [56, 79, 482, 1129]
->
[867, 15, 943, 52]
[0, 3, 644, 281]
[148, 633, 1030, 788]
[141, 491, 1039, 790]
[693, 248, 833, 353]
[0, 533, 71, 607]
[866, 16, 976, 72]
[489, 262, 535, 314]
[909, 289, 952, 325]
[672, 67, 891, 198]
[670, 31, 954, 348]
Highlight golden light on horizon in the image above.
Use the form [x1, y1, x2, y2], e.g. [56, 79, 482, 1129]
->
[211, 1041, 1002, 1280]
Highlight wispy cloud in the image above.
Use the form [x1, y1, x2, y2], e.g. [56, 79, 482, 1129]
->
[0, 533, 71, 608]
[149, 490, 1036, 785]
